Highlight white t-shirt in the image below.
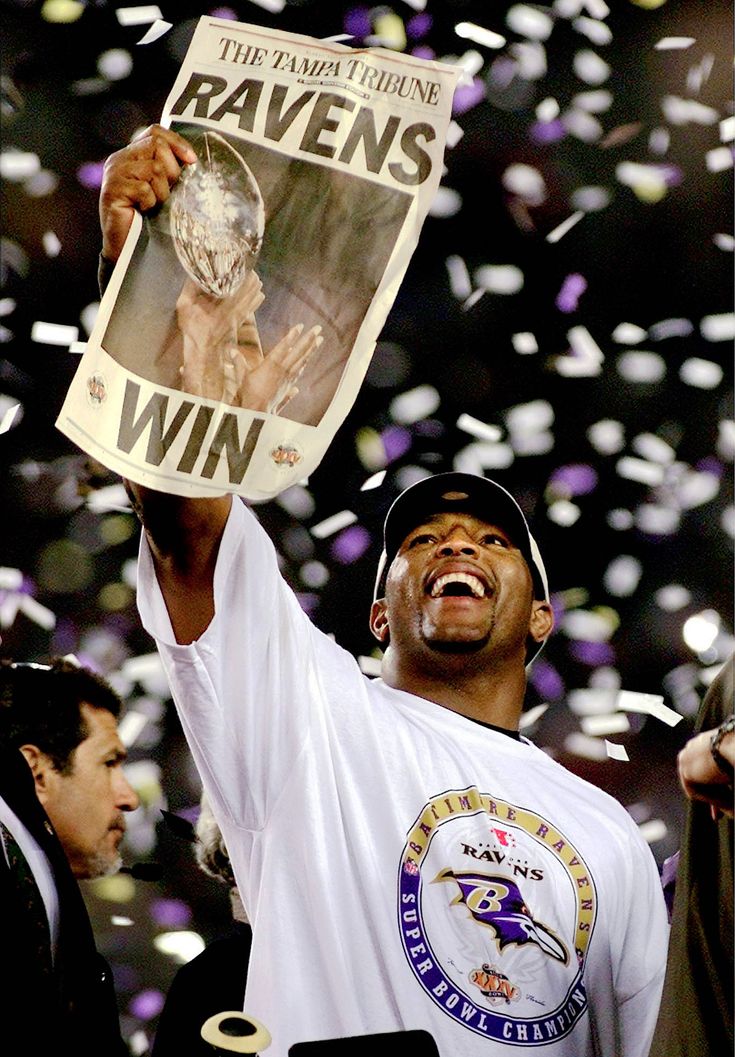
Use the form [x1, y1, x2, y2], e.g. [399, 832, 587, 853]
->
[137, 498, 668, 1057]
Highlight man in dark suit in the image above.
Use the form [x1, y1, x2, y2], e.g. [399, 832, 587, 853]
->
[0, 657, 139, 1056]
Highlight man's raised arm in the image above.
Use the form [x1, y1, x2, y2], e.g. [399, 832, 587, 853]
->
[100, 124, 231, 644]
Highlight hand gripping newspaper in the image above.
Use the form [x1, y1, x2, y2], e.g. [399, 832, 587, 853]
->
[56, 17, 460, 501]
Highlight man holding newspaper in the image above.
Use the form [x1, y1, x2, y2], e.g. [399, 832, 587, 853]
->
[93, 120, 668, 1057]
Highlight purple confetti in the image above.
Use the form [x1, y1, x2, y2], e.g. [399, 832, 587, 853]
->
[411, 46, 436, 60]
[330, 524, 371, 564]
[381, 425, 412, 462]
[569, 641, 616, 666]
[209, 7, 238, 19]
[296, 592, 319, 616]
[76, 161, 105, 190]
[555, 273, 587, 313]
[344, 6, 372, 38]
[406, 13, 432, 39]
[530, 120, 567, 144]
[528, 659, 565, 701]
[149, 898, 192, 929]
[129, 989, 165, 1020]
[549, 464, 599, 496]
[452, 78, 487, 115]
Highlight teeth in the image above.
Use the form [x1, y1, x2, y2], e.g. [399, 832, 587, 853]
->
[430, 572, 485, 598]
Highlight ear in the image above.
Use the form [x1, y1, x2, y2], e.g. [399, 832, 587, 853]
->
[18, 744, 55, 805]
[369, 598, 390, 644]
[529, 599, 554, 646]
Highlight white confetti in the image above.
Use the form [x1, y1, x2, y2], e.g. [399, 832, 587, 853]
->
[612, 322, 647, 345]
[115, 5, 163, 26]
[111, 916, 135, 927]
[474, 264, 524, 294]
[631, 432, 675, 463]
[661, 95, 719, 126]
[615, 457, 665, 486]
[18, 595, 56, 630]
[509, 41, 547, 79]
[564, 732, 608, 760]
[655, 585, 691, 612]
[617, 691, 682, 727]
[445, 255, 472, 299]
[310, 510, 358, 539]
[360, 470, 386, 491]
[679, 358, 724, 389]
[721, 116, 735, 143]
[581, 713, 631, 736]
[506, 4, 554, 40]
[454, 21, 506, 49]
[604, 741, 629, 761]
[714, 233, 735, 251]
[587, 419, 625, 455]
[42, 231, 61, 258]
[68, 341, 87, 354]
[0, 149, 40, 181]
[0, 403, 21, 434]
[571, 185, 611, 211]
[31, 321, 79, 346]
[562, 608, 616, 642]
[615, 350, 666, 383]
[358, 655, 383, 677]
[573, 16, 612, 45]
[453, 440, 514, 474]
[506, 399, 554, 434]
[648, 127, 670, 154]
[519, 703, 549, 729]
[547, 499, 581, 526]
[85, 483, 132, 514]
[97, 48, 133, 80]
[563, 108, 603, 142]
[536, 97, 560, 122]
[573, 49, 611, 85]
[512, 332, 538, 354]
[546, 210, 584, 243]
[390, 384, 441, 424]
[706, 147, 733, 173]
[634, 504, 680, 536]
[117, 710, 148, 748]
[429, 186, 462, 218]
[700, 313, 735, 342]
[456, 414, 503, 442]
[638, 819, 667, 844]
[0, 567, 23, 589]
[572, 89, 612, 112]
[654, 37, 696, 50]
[136, 18, 172, 45]
[502, 163, 546, 205]
[603, 554, 642, 596]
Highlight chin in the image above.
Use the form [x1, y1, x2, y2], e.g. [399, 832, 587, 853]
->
[427, 636, 490, 654]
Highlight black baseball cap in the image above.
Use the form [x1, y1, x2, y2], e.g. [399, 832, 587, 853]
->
[373, 472, 550, 660]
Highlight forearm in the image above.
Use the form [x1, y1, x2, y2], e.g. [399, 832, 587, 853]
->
[124, 479, 232, 644]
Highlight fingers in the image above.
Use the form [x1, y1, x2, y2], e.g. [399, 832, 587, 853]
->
[270, 324, 323, 372]
[100, 124, 197, 262]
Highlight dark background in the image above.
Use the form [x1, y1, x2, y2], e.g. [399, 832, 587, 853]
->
[1, 0, 732, 1050]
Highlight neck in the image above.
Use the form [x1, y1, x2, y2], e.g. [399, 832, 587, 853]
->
[380, 646, 527, 729]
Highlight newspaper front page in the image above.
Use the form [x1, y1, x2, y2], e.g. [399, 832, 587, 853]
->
[56, 17, 460, 500]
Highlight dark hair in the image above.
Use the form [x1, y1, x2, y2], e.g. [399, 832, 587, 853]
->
[0, 657, 123, 775]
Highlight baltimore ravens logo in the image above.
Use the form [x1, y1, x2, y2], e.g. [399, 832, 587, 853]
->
[434, 869, 569, 965]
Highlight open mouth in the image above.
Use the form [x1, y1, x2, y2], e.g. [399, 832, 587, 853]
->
[429, 572, 487, 599]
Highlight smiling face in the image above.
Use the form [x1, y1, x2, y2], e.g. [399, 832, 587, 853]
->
[370, 510, 553, 667]
[24, 703, 139, 880]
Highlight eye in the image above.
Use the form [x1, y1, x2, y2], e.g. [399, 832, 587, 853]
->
[480, 533, 509, 547]
[408, 532, 437, 548]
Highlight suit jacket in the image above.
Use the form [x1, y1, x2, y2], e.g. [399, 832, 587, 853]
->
[0, 744, 128, 1057]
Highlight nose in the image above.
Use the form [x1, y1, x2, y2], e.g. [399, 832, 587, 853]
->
[436, 528, 479, 558]
[117, 772, 140, 812]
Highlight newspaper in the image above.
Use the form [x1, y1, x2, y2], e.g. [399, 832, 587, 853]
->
[56, 17, 460, 500]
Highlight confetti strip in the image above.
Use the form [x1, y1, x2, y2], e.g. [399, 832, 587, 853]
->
[604, 740, 629, 761]
[136, 19, 172, 45]
[31, 321, 79, 346]
[0, 403, 21, 434]
[456, 414, 503, 442]
[546, 210, 584, 243]
[617, 691, 683, 727]
[581, 713, 631, 736]
[115, 5, 163, 26]
[310, 511, 358, 539]
[654, 37, 696, 50]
